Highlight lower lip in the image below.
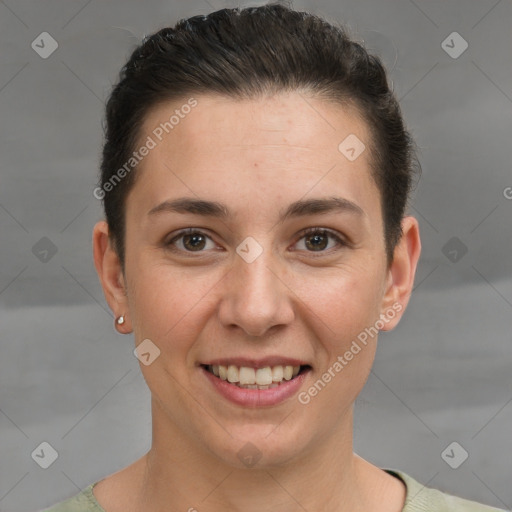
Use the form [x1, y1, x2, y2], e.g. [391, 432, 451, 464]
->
[201, 366, 310, 407]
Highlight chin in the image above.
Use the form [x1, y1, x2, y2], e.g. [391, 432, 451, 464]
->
[205, 422, 313, 469]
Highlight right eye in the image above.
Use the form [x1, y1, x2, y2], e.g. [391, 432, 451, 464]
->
[166, 228, 218, 253]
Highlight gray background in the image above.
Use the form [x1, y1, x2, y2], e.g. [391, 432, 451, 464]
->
[0, 0, 511, 511]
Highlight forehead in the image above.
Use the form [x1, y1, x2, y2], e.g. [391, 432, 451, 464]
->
[142, 92, 371, 160]
[129, 92, 380, 220]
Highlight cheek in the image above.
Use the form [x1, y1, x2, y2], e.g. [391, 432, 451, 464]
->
[126, 263, 221, 410]
[128, 254, 385, 347]
[295, 264, 383, 385]
[127, 257, 225, 350]
[300, 274, 382, 409]
[294, 262, 384, 339]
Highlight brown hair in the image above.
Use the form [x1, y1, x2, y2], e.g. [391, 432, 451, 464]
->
[98, 2, 420, 269]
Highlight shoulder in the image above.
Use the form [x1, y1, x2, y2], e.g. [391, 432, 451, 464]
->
[41, 483, 105, 512]
[383, 468, 507, 512]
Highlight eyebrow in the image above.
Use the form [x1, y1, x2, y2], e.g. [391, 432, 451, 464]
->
[147, 196, 364, 222]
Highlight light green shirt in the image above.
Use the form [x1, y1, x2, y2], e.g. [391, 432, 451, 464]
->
[42, 468, 506, 511]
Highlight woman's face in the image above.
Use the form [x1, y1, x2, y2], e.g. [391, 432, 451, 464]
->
[95, 92, 418, 468]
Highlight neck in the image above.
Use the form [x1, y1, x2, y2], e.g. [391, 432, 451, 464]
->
[134, 398, 377, 512]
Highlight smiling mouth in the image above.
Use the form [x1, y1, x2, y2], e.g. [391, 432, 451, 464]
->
[202, 364, 311, 390]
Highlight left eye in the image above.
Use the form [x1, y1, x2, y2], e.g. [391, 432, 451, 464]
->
[294, 228, 345, 252]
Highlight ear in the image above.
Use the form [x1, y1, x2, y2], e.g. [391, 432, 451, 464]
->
[379, 216, 421, 331]
[92, 220, 132, 334]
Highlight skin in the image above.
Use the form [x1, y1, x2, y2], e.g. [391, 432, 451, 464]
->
[92, 92, 421, 512]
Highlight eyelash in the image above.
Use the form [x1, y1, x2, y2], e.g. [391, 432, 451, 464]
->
[166, 227, 347, 256]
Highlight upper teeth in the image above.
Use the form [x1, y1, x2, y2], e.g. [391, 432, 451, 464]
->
[211, 364, 300, 385]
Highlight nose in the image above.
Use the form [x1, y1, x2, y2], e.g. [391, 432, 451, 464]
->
[217, 248, 295, 338]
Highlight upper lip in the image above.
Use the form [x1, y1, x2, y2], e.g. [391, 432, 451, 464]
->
[200, 357, 311, 369]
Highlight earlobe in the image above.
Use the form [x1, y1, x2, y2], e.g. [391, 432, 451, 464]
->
[92, 220, 132, 333]
[379, 216, 421, 331]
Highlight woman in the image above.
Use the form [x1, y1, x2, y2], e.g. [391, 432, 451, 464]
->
[44, 3, 505, 511]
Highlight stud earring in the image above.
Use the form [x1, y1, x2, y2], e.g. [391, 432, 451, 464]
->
[116, 315, 125, 325]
